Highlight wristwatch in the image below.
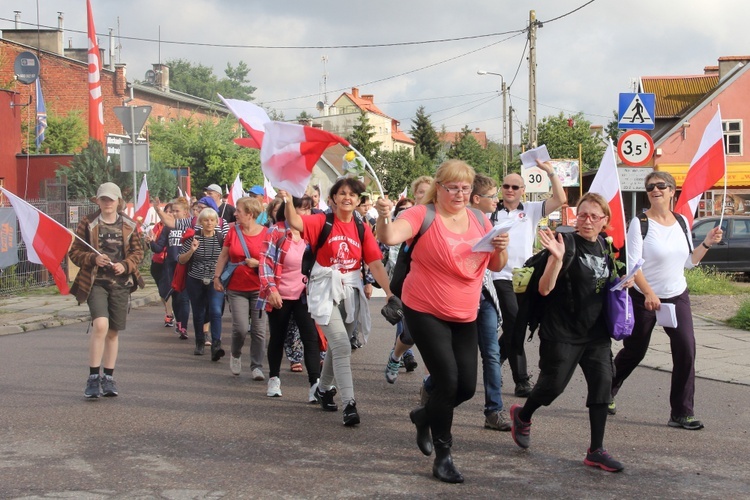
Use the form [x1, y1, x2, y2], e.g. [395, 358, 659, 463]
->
[701, 242, 711, 250]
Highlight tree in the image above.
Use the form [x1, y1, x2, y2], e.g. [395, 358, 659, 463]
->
[372, 149, 431, 197]
[57, 141, 131, 200]
[216, 61, 257, 101]
[447, 126, 486, 173]
[347, 112, 382, 163]
[23, 110, 87, 154]
[537, 112, 606, 171]
[165, 58, 256, 102]
[605, 110, 621, 142]
[410, 106, 440, 161]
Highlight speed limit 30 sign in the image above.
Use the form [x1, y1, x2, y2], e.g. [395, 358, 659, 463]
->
[617, 130, 654, 166]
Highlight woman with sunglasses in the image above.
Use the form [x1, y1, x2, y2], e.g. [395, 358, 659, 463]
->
[376, 160, 508, 484]
[610, 171, 722, 430]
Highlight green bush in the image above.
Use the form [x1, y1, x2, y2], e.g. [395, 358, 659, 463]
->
[685, 266, 737, 295]
[728, 300, 750, 330]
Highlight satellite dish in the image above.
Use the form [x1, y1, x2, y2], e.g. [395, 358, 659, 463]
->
[145, 69, 156, 85]
[316, 101, 325, 111]
[14, 51, 40, 84]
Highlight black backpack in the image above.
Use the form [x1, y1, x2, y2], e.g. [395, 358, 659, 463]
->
[301, 212, 366, 278]
[389, 204, 486, 298]
[637, 212, 692, 254]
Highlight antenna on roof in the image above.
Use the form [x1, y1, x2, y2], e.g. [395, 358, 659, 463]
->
[321, 55, 329, 105]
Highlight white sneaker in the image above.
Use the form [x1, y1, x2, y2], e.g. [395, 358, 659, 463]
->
[308, 379, 319, 404]
[229, 355, 241, 376]
[266, 376, 282, 397]
[251, 368, 265, 381]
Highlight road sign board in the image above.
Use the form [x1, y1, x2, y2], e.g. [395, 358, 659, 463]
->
[617, 130, 654, 167]
[618, 166, 654, 191]
[618, 93, 655, 130]
[119, 143, 150, 172]
[114, 106, 152, 136]
[524, 165, 549, 193]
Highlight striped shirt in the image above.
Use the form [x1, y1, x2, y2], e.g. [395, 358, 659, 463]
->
[181, 233, 223, 281]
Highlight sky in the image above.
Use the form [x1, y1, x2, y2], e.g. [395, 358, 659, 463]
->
[3, 1, 750, 144]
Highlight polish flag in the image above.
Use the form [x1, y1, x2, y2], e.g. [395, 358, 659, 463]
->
[1, 188, 73, 294]
[87, 0, 104, 144]
[674, 108, 726, 227]
[219, 94, 268, 149]
[589, 139, 627, 252]
[134, 174, 150, 221]
[263, 177, 277, 204]
[227, 174, 244, 207]
[398, 186, 408, 200]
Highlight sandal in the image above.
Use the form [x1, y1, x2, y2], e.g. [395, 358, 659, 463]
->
[290, 362, 303, 372]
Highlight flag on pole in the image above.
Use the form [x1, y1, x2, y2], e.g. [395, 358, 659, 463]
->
[178, 186, 185, 198]
[263, 177, 277, 204]
[134, 174, 150, 221]
[398, 186, 408, 201]
[219, 94, 268, 149]
[674, 108, 726, 227]
[87, 0, 105, 144]
[185, 175, 192, 200]
[589, 138, 627, 252]
[0, 188, 73, 294]
[35, 78, 47, 151]
[227, 174, 244, 207]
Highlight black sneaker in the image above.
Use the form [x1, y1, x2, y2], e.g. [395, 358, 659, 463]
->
[514, 379, 533, 398]
[402, 353, 418, 372]
[84, 374, 101, 399]
[668, 415, 704, 430]
[315, 386, 338, 411]
[343, 401, 360, 426]
[584, 448, 624, 472]
[101, 374, 119, 397]
[510, 404, 531, 449]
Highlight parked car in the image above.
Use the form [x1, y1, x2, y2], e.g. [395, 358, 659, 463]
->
[691, 215, 750, 274]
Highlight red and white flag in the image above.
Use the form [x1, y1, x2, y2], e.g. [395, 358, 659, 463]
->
[589, 139, 627, 252]
[87, 0, 104, 145]
[178, 186, 185, 198]
[219, 94, 268, 149]
[134, 174, 150, 221]
[1, 188, 73, 294]
[674, 108, 726, 227]
[226, 174, 244, 207]
[263, 176, 277, 204]
[398, 186, 408, 201]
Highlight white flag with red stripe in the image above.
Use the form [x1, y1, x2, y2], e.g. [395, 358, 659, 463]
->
[398, 186, 408, 201]
[227, 174, 244, 207]
[134, 174, 150, 221]
[219, 94, 268, 149]
[1, 188, 73, 294]
[263, 177, 277, 204]
[589, 139, 627, 252]
[674, 108, 726, 227]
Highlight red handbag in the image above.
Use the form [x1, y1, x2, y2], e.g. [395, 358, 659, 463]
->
[171, 227, 195, 293]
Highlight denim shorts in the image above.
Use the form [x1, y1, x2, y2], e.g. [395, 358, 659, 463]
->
[87, 281, 131, 331]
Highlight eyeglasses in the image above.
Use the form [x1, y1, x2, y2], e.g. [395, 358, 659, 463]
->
[477, 193, 499, 200]
[502, 184, 522, 191]
[646, 182, 670, 192]
[576, 213, 606, 223]
[438, 182, 472, 196]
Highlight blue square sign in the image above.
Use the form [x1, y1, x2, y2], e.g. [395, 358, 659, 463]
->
[618, 93, 655, 130]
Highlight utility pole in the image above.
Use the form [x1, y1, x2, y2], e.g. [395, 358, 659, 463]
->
[501, 81, 508, 178]
[528, 10, 538, 149]
[508, 106, 513, 170]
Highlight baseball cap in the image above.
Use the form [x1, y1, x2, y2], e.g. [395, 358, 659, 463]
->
[204, 183, 223, 194]
[248, 185, 264, 196]
[96, 182, 122, 200]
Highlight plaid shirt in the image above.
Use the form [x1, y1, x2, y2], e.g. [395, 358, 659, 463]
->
[257, 222, 295, 312]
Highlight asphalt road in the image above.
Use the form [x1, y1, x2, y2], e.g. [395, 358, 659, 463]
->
[1, 298, 749, 499]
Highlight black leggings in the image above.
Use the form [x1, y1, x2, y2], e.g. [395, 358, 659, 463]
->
[267, 297, 321, 385]
[405, 305, 478, 444]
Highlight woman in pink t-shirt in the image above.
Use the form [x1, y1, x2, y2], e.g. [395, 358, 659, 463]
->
[376, 159, 508, 484]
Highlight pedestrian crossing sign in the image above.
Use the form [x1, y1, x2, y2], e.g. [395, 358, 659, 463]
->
[618, 93, 655, 130]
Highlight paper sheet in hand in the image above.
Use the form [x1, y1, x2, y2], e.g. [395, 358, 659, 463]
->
[609, 259, 645, 292]
[472, 220, 514, 252]
[656, 303, 678, 328]
[520, 145, 551, 169]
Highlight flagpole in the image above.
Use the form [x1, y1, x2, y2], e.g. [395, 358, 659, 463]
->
[344, 145, 389, 223]
[718, 105, 728, 228]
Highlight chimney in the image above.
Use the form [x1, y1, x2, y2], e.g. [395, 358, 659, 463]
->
[114, 64, 127, 97]
[718, 56, 750, 80]
[14, 11, 20, 29]
[153, 63, 170, 91]
[351, 87, 359, 98]
[362, 94, 374, 102]
[57, 11, 64, 30]
[108, 28, 115, 70]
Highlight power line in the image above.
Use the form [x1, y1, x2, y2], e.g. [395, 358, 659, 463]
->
[540, 0, 598, 24]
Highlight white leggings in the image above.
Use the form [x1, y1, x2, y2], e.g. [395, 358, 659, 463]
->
[319, 300, 359, 406]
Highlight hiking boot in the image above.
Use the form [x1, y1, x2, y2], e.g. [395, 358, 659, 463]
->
[211, 341, 225, 362]
[266, 376, 282, 397]
[251, 368, 265, 381]
[402, 352, 418, 372]
[607, 400, 617, 416]
[101, 374, 118, 397]
[164, 314, 175, 327]
[385, 351, 400, 384]
[584, 448, 624, 472]
[484, 410, 511, 431]
[84, 374, 101, 399]
[230, 355, 241, 376]
[514, 379, 533, 398]
[510, 404, 531, 449]
[668, 415, 704, 430]
[315, 386, 338, 411]
[343, 401, 360, 426]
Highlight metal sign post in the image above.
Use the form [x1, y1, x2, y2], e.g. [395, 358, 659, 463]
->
[114, 106, 151, 201]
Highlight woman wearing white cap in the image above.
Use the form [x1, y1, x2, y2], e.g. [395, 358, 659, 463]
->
[69, 182, 145, 399]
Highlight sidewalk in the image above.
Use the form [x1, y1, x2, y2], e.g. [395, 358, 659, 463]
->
[1, 282, 748, 386]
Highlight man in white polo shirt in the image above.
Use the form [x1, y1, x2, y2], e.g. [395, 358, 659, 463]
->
[491, 159, 566, 397]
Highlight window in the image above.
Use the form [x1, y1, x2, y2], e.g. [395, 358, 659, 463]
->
[722, 120, 742, 156]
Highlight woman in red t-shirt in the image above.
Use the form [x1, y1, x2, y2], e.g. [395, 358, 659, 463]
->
[214, 197, 266, 379]
[284, 178, 394, 428]
[376, 160, 508, 484]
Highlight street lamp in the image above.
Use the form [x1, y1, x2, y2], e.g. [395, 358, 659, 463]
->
[477, 70, 508, 178]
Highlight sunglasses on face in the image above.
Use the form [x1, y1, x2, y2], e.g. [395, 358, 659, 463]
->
[646, 182, 670, 192]
[502, 184, 521, 191]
